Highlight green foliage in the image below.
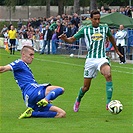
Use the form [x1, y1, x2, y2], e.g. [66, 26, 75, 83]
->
[0, 49, 132, 133]
[97, 0, 130, 6]
[0, 0, 130, 6]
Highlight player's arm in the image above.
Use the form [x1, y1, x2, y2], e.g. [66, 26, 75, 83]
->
[59, 34, 76, 43]
[108, 35, 123, 57]
[0, 65, 12, 73]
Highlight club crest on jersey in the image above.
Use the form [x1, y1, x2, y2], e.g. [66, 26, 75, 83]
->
[91, 33, 103, 41]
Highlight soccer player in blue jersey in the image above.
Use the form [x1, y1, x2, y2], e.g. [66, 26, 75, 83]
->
[59, 10, 123, 112]
[0, 45, 66, 118]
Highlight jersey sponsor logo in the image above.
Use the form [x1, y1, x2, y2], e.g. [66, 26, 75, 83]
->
[91, 33, 103, 41]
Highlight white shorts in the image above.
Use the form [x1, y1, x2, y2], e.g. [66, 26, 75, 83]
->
[84, 58, 109, 78]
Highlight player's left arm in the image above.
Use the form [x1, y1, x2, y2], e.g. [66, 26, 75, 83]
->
[106, 26, 123, 57]
[108, 35, 123, 57]
[0, 65, 12, 73]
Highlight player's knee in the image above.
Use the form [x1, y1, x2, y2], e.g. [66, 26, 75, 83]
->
[60, 111, 66, 118]
[57, 87, 65, 95]
[61, 87, 65, 93]
[104, 73, 112, 81]
[57, 110, 66, 118]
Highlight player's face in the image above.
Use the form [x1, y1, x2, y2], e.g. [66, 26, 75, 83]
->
[90, 14, 100, 28]
[23, 49, 34, 64]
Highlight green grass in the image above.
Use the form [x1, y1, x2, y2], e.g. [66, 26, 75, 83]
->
[0, 49, 132, 133]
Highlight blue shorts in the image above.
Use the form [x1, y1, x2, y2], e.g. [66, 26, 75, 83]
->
[23, 83, 52, 111]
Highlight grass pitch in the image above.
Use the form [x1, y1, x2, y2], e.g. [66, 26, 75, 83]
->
[0, 49, 132, 133]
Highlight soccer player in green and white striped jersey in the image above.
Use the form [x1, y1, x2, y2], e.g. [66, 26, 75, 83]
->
[59, 10, 123, 112]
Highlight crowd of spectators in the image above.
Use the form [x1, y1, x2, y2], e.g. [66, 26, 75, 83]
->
[0, 5, 133, 54]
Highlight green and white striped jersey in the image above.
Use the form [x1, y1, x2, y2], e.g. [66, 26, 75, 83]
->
[74, 24, 112, 58]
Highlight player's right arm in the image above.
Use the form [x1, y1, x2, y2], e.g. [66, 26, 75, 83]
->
[59, 34, 76, 44]
[59, 26, 85, 43]
[0, 65, 11, 73]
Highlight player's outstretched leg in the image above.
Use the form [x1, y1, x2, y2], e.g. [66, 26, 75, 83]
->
[32, 106, 66, 118]
[19, 104, 66, 118]
[73, 87, 87, 112]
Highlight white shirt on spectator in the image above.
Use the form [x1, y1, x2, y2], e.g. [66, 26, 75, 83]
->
[115, 30, 127, 46]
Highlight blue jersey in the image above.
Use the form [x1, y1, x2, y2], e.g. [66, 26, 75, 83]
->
[9, 59, 52, 110]
[9, 59, 49, 94]
[9, 59, 37, 92]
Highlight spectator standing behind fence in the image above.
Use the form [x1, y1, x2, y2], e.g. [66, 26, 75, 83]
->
[115, 25, 127, 64]
[51, 28, 58, 54]
[39, 32, 44, 52]
[49, 18, 57, 32]
[70, 22, 78, 49]
[56, 20, 65, 48]
[8, 25, 17, 55]
[125, 6, 132, 17]
[40, 25, 52, 54]
[1, 25, 8, 35]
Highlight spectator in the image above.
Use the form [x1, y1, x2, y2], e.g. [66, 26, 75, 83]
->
[71, 13, 80, 29]
[65, 22, 72, 38]
[125, 6, 132, 17]
[1, 25, 8, 35]
[40, 25, 52, 54]
[70, 22, 78, 49]
[119, 7, 126, 15]
[17, 18, 23, 31]
[56, 20, 65, 48]
[51, 28, 58, 54]
[115, 25, 127, 64]
[39, 32, 44, 52]
[49, 18, 57, 32]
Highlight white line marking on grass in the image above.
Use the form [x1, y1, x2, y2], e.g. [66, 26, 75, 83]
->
[112, 70, 132, 75]
[112, 65, 133, 70]
[1, 53, 132, 75]
[35, 58, 84, 67]
[34, 58, 133, 75]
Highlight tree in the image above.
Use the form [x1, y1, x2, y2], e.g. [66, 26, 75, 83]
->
[90, 0, 97, 11]
[57, 0, 65, 15]
[74, 0, 80, 14]
[46, 0, 50, 18]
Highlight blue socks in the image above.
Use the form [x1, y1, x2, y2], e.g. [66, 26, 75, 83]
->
[32, 111, 57, 118]
[45, 88, 64, 101]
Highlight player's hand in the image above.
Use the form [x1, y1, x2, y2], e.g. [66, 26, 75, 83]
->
[116, 51, 123, 58]
[58, 34, 67, 41]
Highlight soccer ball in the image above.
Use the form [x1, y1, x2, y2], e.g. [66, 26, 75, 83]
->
[70, 53, 74, 57]
[108, 100, 123, 114]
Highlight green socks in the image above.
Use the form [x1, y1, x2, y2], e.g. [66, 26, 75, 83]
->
[77, 82, 113, 104]
[77, 88, 87, 102]
[106, 81, 113, 104]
